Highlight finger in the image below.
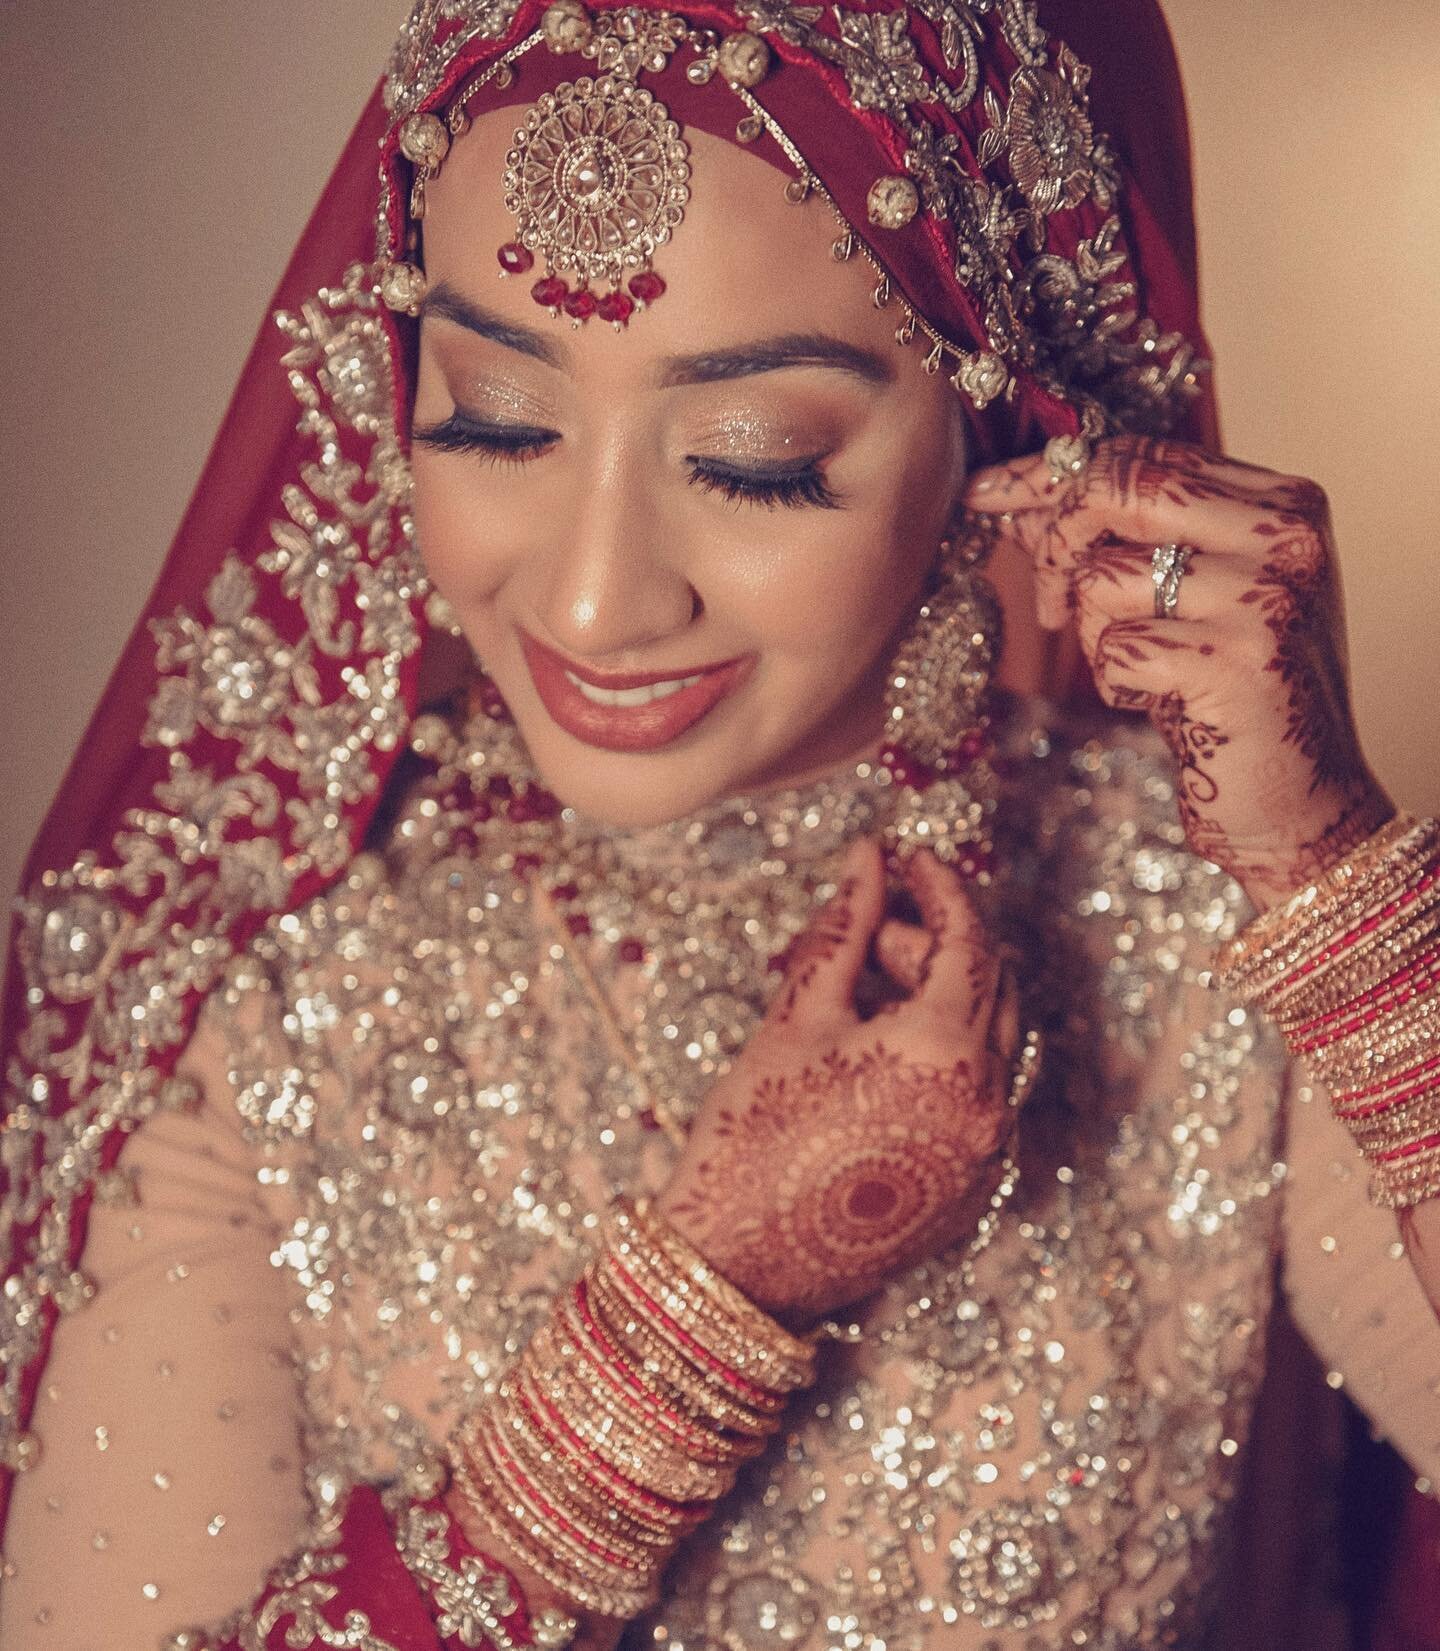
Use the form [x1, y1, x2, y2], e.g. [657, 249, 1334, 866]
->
[1082, 615, 1212, 713]
[874, 917, 930, 995]
[781, 837, 886, 1022]
[962, 453, 1058, 511]
[960, 467, 1085, 631]
[968, 440, 1320, 567]
[904, 851, 998, 1019]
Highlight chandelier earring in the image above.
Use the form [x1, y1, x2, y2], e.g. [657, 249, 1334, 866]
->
[879, 513, 1003, 790]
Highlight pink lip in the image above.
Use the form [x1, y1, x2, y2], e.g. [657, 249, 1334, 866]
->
[518, 627, 755, 753]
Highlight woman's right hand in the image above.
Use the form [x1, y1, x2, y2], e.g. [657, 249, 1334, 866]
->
[653, 838, 1021, 1324]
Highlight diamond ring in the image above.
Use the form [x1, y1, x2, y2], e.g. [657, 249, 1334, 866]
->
[1151, 542, 1194, 620]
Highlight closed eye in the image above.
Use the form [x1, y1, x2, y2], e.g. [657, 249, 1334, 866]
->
[411, 411, 557, 465]
[685, 458, 843, 510]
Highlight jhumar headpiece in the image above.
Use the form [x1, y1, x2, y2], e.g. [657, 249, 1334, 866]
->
[378, 0, 1213, 448]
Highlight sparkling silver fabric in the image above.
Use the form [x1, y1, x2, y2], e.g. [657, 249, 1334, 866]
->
[201, 692, 1287, 1648]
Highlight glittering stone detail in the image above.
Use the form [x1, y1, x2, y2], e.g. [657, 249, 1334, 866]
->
[180, 694, 1286, 1649]
[866, 172, 920, 230]
[380, 0, 1208, 437]
[715, 30, 771, 89]
[501, 76, 691, 298]
[1, 262, 427, 1513]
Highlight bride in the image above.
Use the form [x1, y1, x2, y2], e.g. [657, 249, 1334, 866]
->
[3, 1, 1437, 1646]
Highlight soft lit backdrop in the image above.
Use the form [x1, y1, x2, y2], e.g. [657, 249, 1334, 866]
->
[2, 0, 1437, 927]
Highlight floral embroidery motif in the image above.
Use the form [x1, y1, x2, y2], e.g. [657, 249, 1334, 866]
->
[734, 0, 822, 46]
[387, 0, 526, 120]
[0, 263, 426, 1485]
[1004, 51, 1096, 215]
[393, 1502, 579, 1649]
[582, 5, 688, 76]
[823, 9, 931, 111]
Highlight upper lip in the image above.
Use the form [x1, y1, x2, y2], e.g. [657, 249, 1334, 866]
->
[518, 626, 747, 691]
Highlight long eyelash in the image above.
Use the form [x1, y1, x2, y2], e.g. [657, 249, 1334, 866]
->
[412, 412, 555, 467]
[687, 461, 842, 511]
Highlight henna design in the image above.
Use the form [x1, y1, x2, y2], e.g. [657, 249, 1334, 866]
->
[962, 947, 991, 1029]
[1239, 537, 1363, 797]
[1108, 685, 1230, 854]
[1071, 533, 1158, 604]
[660, 1042, 1007, 1319]
[973, 439, 1392, 905]
[1261, 791, 1393, 893]
[1085, 436, 1235, 513]
[773, 875, 858, 1024]
[1092, 616, 1190, 678]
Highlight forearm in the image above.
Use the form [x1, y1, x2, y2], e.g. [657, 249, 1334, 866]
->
[1215, 813, 1440, 1294]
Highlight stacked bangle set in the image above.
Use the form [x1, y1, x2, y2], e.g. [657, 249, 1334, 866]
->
[1212, 812, 1440, 1209]
[448, 1197, 818, 1616]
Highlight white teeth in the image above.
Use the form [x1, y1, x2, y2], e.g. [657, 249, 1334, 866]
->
[564, 669, 704, 707]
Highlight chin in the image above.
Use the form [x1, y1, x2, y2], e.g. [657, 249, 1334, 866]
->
[519, 730, 759, 829]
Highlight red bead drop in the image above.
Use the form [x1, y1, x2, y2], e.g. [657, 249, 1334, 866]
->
[552, 881, 580, 903]
[566, 912, 593, 937]
[531, 274, 568, 309]
[597, 290, 635, 328]
[563, 288, 597, 322]
[618, 938, 646, 964]
[627, 271, 666, 307]
[497, 241, 535, 275]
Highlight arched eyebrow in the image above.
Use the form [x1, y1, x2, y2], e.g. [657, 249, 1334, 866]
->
[420, 281, 566, 368]
[420, 282, 894, 387]
[658, 335, 895, 388]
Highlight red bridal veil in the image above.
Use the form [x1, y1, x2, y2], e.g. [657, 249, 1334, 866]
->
[4, 0, 1426, 1641]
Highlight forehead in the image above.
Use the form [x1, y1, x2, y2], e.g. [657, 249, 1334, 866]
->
[420, 112, 911, 364]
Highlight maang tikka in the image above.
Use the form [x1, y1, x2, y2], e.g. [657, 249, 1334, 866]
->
[496, 3, 700, 327]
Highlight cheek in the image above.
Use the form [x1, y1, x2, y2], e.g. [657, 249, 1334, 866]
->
[739, 511, 933, 675]
[410, 450, 516, 612]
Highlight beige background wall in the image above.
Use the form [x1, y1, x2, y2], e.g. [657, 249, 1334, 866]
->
[2, 1, 1438, 920]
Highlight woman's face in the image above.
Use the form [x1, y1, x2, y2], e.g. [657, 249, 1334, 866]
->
[412, 110, 966, 828]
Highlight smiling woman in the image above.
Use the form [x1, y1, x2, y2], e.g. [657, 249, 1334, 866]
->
[3, 3, 1439, 1650]
[408, 116, 961, 818]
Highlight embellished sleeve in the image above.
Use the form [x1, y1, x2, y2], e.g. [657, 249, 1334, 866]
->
[192, 1487, 558, 1651]
[1278, 1064, 1440, 1489]
[0, 989, 568, 1651]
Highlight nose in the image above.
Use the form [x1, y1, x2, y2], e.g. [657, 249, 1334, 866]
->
[531, 466, 698, 665]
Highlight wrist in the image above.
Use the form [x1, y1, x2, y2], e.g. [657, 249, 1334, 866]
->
[445, 1197, 817, 1619]
[1213, 812, 1440, 1209]
[1235, 788, 1397, 915]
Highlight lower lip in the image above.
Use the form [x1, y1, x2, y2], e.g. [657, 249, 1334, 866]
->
[519, 632, 754, 753]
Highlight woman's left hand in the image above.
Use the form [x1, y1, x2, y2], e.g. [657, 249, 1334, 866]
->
[962, 435, 1394, 911]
